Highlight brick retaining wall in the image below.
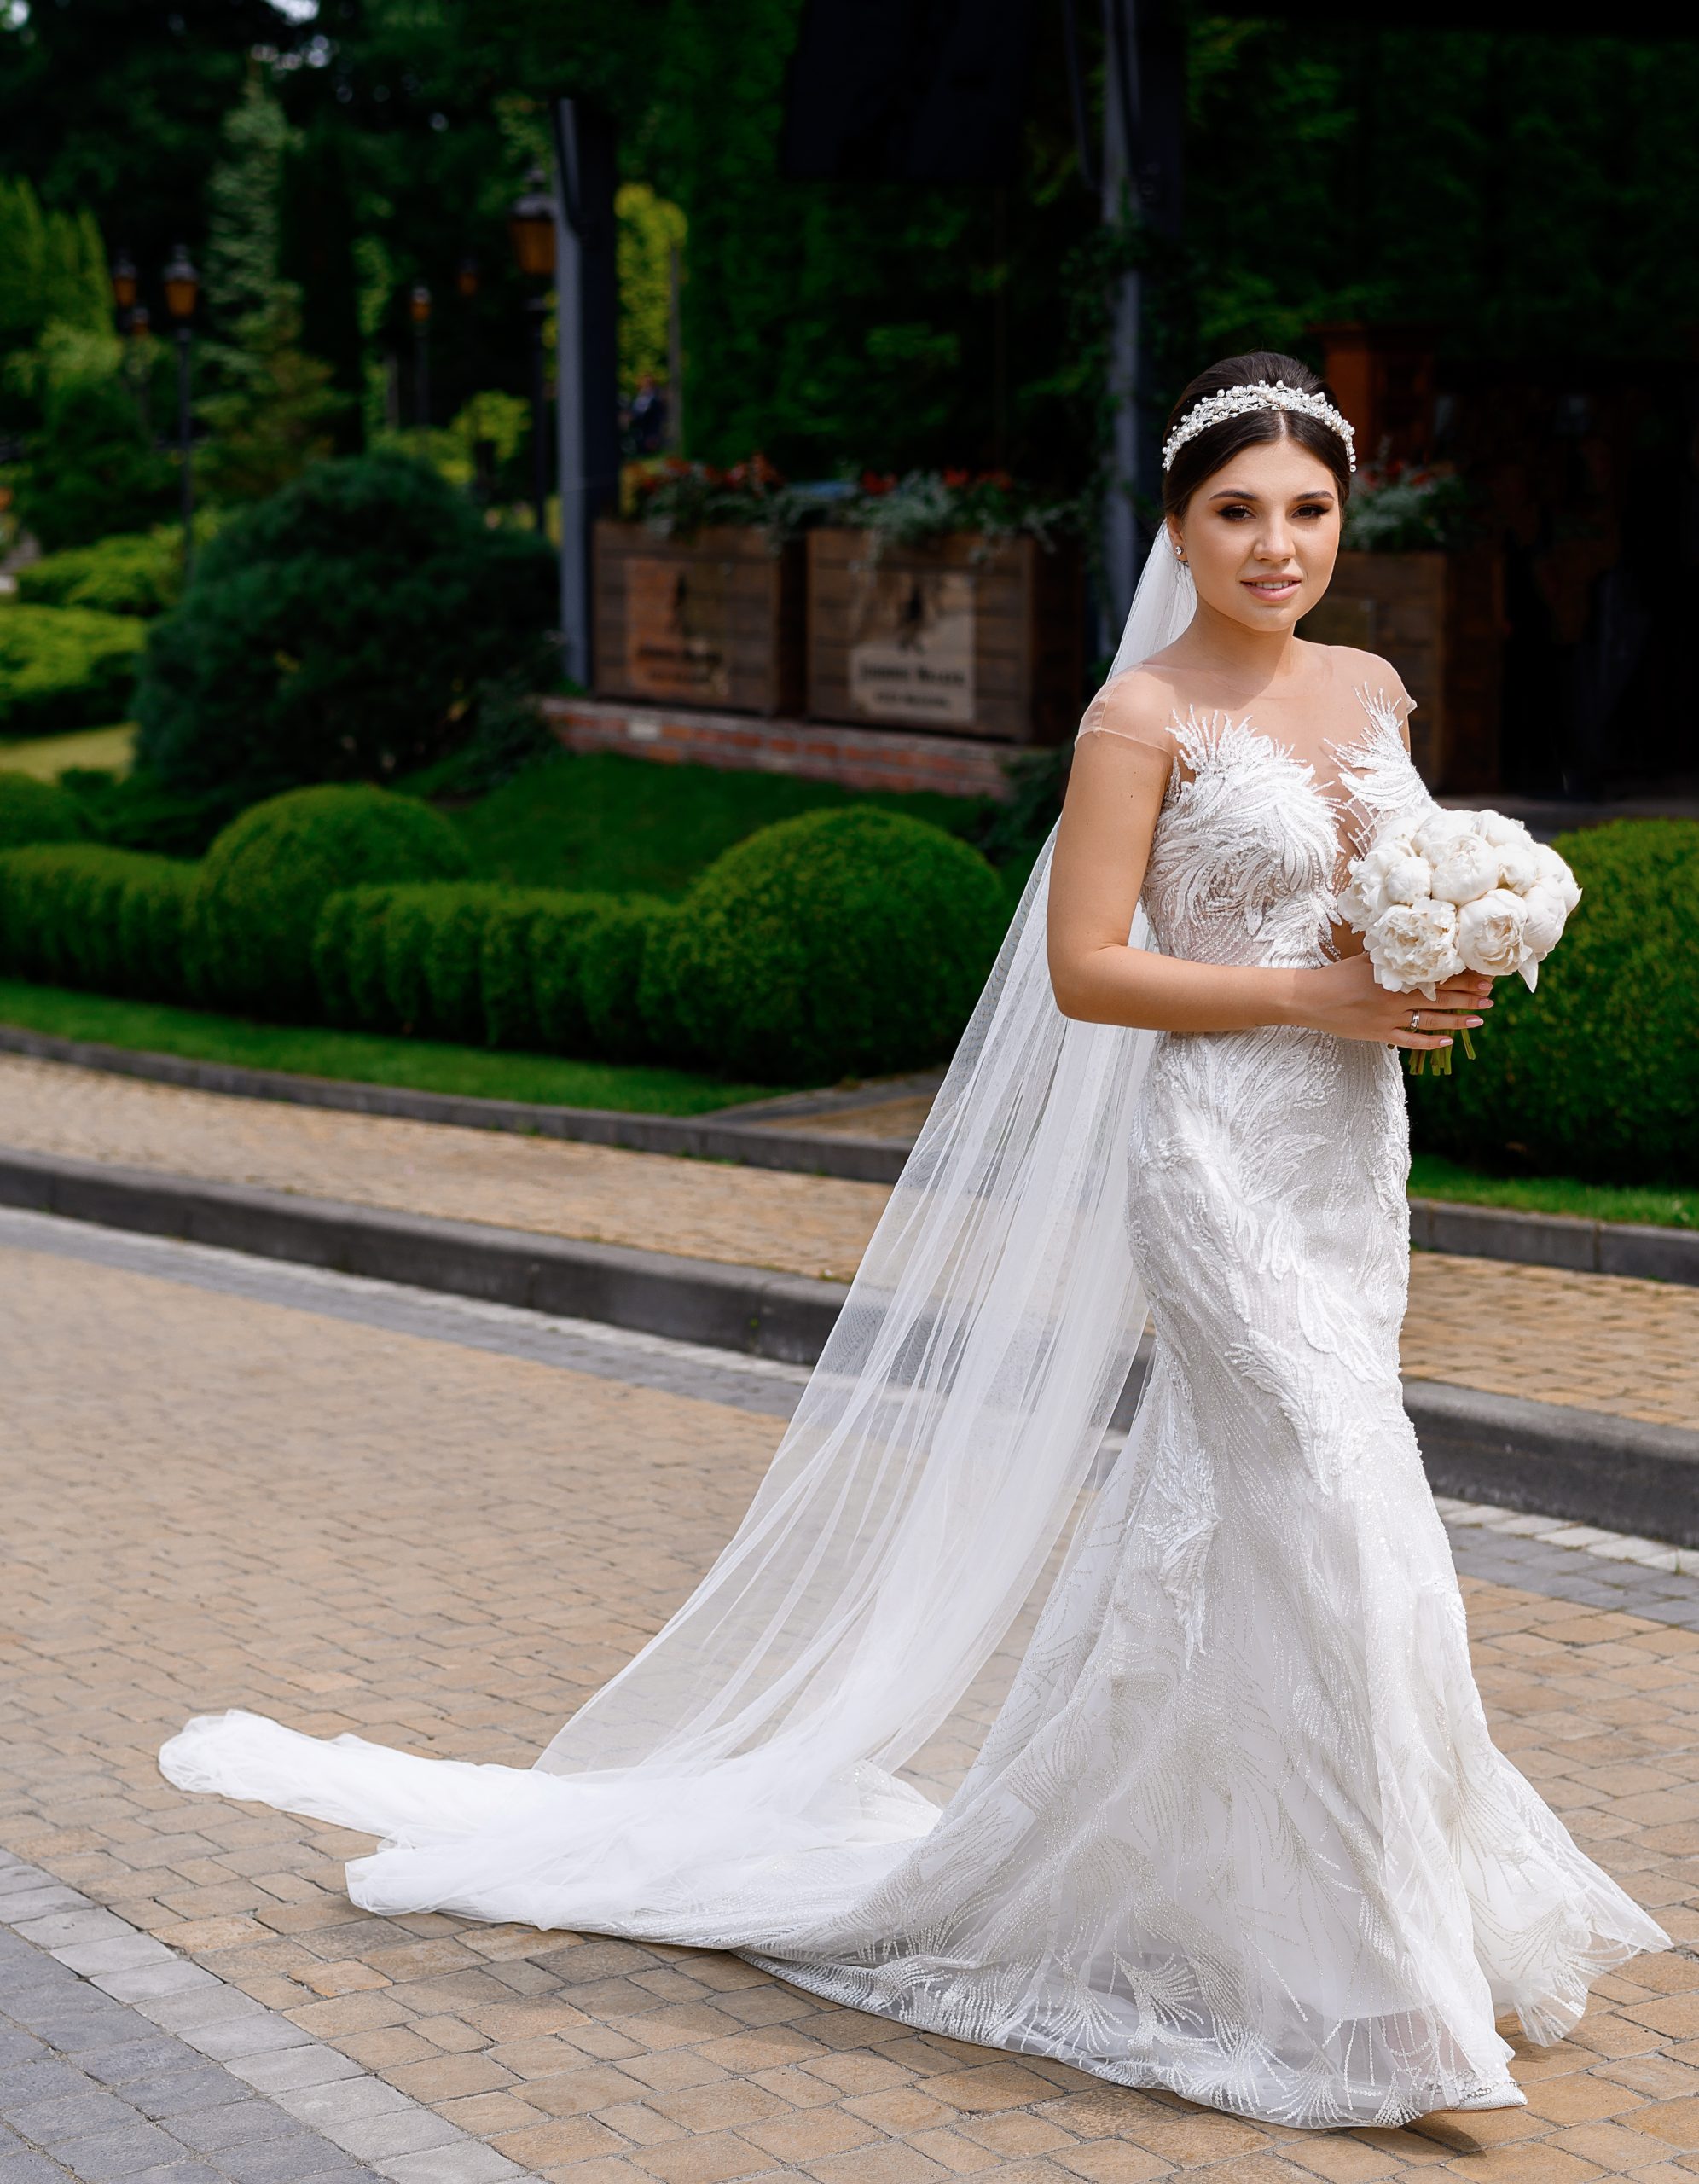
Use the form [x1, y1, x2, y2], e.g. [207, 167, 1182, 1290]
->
[541, 695, 1021, 801]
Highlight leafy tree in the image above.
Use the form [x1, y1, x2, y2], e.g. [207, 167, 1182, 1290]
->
[616, 182, 685, 400]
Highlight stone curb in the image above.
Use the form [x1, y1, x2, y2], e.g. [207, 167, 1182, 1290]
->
[0, 1850, 523, 2184]
[0, 1143, 1694, 1546]
[1, 1023, 1692, 1284]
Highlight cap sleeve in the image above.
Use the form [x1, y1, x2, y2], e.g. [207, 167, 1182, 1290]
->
[1074, 670, 1181, 760]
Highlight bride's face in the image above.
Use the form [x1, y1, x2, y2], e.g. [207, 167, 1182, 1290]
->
[1166, 436, 1342, 635]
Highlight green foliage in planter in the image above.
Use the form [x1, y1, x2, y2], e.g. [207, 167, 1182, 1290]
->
[132, 453, 559, 800]
[194, 783, 470, 1019]
[0, 843, 196, 1000]
[650, 808, 1006, 1082]
[14, 528, 185, 618]
[1408, 820, 1699, 1186]
[0, 603, 148, 735]
[0, 770, 89, 851]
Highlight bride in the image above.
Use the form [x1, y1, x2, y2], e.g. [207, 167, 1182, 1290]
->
[160, 351, 1666, 2132]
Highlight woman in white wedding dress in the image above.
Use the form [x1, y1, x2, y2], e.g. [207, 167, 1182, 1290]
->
[161, 351, 1666, 2133]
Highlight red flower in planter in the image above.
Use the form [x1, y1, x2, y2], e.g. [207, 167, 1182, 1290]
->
[860, 470, 896, 496]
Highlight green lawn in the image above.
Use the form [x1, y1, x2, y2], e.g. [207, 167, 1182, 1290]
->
[445, 746, 991, 897]
[1408, 1151, 1696, 1232]
[0, 722, 136, 779]
[0, 979, 781, 1115]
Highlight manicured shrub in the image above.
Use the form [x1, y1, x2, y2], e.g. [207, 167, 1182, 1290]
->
[0, 844, 195, 1000]
[585, 898, 678, 1060]
[13, 374, 177, 552]
[529, 894, 620, 1054]
[133, 453, 559, 799]
[0, 770, 89, 851]
[0, 603, 147, 735]
[14, 528, 184, 617]
[388, 884, 512, 1043]
[1408, 819, 1699, 1186]
[650, 808, 1007, 1082]
[64, 767, 247, 858]
[195, 784, 470, 1019]
[478, 890, 571, 1051]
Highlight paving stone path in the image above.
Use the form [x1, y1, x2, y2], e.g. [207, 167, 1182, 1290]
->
[0, 1056, 1691, 1432]
[2, 1213, 1698, 2184]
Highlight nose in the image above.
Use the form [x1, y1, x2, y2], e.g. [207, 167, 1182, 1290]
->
[1255, 517, 1296, 562]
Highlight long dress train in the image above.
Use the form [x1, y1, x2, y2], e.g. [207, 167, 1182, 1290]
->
[160, 687, 1667, 2131]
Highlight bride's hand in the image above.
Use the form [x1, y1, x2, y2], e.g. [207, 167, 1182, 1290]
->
[1288, 954, 1493, 1050]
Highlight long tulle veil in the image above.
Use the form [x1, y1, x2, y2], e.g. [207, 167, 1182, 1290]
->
[159, 543, 1203, 1925]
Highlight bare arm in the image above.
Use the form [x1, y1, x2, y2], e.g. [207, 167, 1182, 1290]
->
[1046, 694, 1491, 1048]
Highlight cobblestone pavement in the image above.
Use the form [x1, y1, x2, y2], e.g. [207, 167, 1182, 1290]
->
[0, 1056, 1692, 1432]
[3, 1215, 1699, 2184]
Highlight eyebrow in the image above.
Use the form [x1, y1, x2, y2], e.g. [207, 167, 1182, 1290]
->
[1206, 485, 1337, 503]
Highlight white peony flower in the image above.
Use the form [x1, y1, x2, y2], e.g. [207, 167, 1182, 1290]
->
[1366, 897, 1462, 998]
[1514, 884, 1569, 990]
[1338, 837, 1429, 927]
[1429, 831, 1503, 906]
[1495, 836, 1541, 894]
[1531, 840, 1583, 915]
[1412, 808, 1477, 863]
[1456, 886, 1528, 979]
[1471, 808, 1526, 848]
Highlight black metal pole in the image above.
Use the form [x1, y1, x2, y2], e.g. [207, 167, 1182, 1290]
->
[414, 321, 430, 427]
[176, 326, 194, 580]
[527, 293, 550, 536]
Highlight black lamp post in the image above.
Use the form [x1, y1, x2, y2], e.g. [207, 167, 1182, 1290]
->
[508, 166, 556, 536]
[128, 303, 153, 435]
[409, 282, 432, 427]
[163, 244, 199, 577]
[455, 255, 479, 300]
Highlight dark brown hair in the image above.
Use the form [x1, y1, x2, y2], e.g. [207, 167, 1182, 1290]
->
[1161, 351, 1353, 517]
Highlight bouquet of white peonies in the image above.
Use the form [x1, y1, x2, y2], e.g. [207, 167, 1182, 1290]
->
[1337, 805, 1582, 1074]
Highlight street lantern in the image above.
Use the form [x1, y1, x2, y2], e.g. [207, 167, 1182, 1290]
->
[455, 255, 479, 299]
[409, 283, 432, 427]
[508, 165, 558, 536]
[507, 168, 557, 279]
[163, 244, 200, 324]
[110, 250, 138, 318]
[162, 246, 199, 578]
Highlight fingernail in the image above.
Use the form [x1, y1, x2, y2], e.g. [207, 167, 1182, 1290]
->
[1441, 1037, 1453, 1046]
[1468, 1017, 1482, 1026]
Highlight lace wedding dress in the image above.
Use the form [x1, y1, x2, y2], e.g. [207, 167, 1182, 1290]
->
[161, 574, 1667, 2129]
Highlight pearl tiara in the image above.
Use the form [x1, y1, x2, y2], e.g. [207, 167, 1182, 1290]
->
[1161, 381, 1357, 474]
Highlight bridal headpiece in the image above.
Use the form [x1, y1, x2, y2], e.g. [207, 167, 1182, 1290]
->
[1161, 381, 1357, 474]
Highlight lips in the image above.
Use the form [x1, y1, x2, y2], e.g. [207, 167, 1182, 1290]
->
[1244, 577, 1302, 599]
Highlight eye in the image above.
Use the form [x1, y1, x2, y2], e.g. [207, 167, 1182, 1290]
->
[1293, 501, 1331, 520]
[1217, 502, 1254, 520]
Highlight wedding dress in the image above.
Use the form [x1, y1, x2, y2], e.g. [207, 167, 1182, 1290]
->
[160, 547, 1666, 2131]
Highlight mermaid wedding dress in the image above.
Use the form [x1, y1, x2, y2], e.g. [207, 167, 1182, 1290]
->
[160, 551, 1666, 2130]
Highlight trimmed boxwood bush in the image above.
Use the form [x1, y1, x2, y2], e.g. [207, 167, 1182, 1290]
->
[0, 771, 89, 851]
[584, 898, 678, 1060]
[0, 603, 148, 735]
[133, 453, 559, 799]
[649, 808, 1007, 1081]
[386, 884, 513, 1043]
[195, 784, 470, 1019]
[1409, 819, 1699, 1186]
[0, 844, 197, 1000]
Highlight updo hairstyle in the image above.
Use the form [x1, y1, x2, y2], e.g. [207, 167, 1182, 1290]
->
[1162, 351, 1353, 519]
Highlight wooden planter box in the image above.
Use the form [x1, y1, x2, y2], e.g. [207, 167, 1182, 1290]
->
[806, 530, 1082, 745]
[594, 521, 804, 717]
[1299, 544, 1505, 793]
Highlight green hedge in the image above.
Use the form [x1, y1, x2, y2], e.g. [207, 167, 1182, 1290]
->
[0, 771, 89, 851]
[14, 529, 184, 618]
[194, 784, 470, 1019]
[0, 844, 197, 1000]
[0, 603, 147, 735]
[313, 880, 677, 1060]
[1409, 819, 1698, 1186]
[648, 807, 1007, 1081]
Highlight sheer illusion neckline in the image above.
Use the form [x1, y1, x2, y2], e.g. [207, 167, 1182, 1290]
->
[1155, 686, 1412, 878]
